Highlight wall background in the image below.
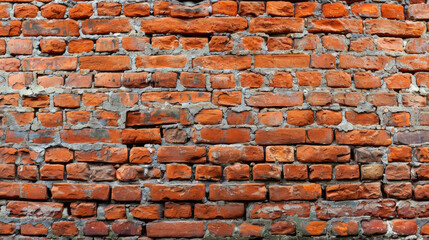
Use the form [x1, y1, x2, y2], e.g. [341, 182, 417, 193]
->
[0, 0, 428, 238]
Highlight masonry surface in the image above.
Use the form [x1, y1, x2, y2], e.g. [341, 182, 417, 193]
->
[1, 0, 429, 238]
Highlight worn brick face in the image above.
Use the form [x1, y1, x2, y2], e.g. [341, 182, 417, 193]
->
[0, 0, 427, 238]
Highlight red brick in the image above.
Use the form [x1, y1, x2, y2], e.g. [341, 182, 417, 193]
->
[9, 73, 32, 89]
[152, 36, 179, 50]
[122, 37, 149, 51]
[193, 128, 251, 144]
[287, 110, 314, 126]
[212, 1, 237, 16]
[254, 54, 310, 68]
[94, 73, 121, 88]
[267, 37, 293, 51]
[362, 220, 387, 235]
[52, 222, 78, 236]
[224, 163, 250, 180]
[267, 1, 293, 16]
[246, 92, 303, 107]
[368, 92, 397, 106]
[271, 221, 296, 235]
[326, 71, 351, 87]
[350, 37, 375, 52]
[322, 3, 348, 18]
[309, 165, 332, 180]
[311, 54, 336, 69]
[297, 71, 322, 86]
[141, 17, 247, 34]
[23, 56, 77, 71]
[253, 163, 281, 180]
[270, 184, 321, 201]
[40, 164, 64, 180]
[339, 55, 394, 70]
[326, 183, 381, 200]
[315, 110, 342, 125]
[346, 112, 379, 125]
[69, 3, 93, 19]
[322, 35, 347, 51]
[194, 55, 251, 70]
[408, 4, 429, 20]
[307, 92, 332, 106]
[14, 4, 38, 18]
[240, 72, 264, 87]
[79, 55, 130, 71]
[213, 91, 242, 106]
[0, 21, 21, 37]
[284, 165, 308, 180]
[194, 203, 244, 219]
[335, 165, 360, 180]
[378, 37, 403, 52]
[180, 72, 206, 88]
[60, 129, 121, 143]
[208, 146, 263, 164]
[169, 2, 209, 17]
[258, 112, 283, 126]
[332, 221, 358, 236]
[208, 222, 235, 237]
[164, 202, 192, 218]
[239, 1, 265, 16]
[294, 33, 319, 49]
[381, 4, 404, 19]
[239, 222, 263, 237]
[195, 165, 221, 181]
[0, 4, 10, 18]
[209, 184, 266, 201]
[21, 223, 48, 236]
[227, 111, 254, 125]
[41, 4, 66, 19]
[249, 17, 304, 34]
[68, 39, 93, 53]
[0, 164, 15, 179]
[147, 221, 204, 238]
[37, 76, 64, 88]
[52, 183, 109, 200]
[23, 20, 78, 36]
[83, 221, 108, 236]
[392, 220, 417, 235]
[309, 19, 363, 33]
[141, 91, 211, 105]
[126, 109, 190, 126]
[112, 185, 141, 201]
[297, 146, 350, 163]
[147, 184, 205, 201]
[351, 3, 379, 18]
[255, 128, 306, 145]
[210, 74, 235, 89]
[195, 109, 222, 125]
[70, 202, 96, 218]
[82, 18, 131, 34]
[166, 164, 192, 180]
[23, 95, 50, 108]
[336, 130, 392, 146]
[295, 2, 318, 17]
[354, 72, 381, 89]
[0, 58, 20, 71]
[8, 39, 32, 55]
[124, 3, 150, 17]
[365, 19, 425, 37]
[180, 37, 208, 50]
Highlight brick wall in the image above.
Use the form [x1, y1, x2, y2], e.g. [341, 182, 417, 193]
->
[1, 0, 429, 238]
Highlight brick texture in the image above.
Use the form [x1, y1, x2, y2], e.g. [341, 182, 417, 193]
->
[0, 0, 428, 238]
